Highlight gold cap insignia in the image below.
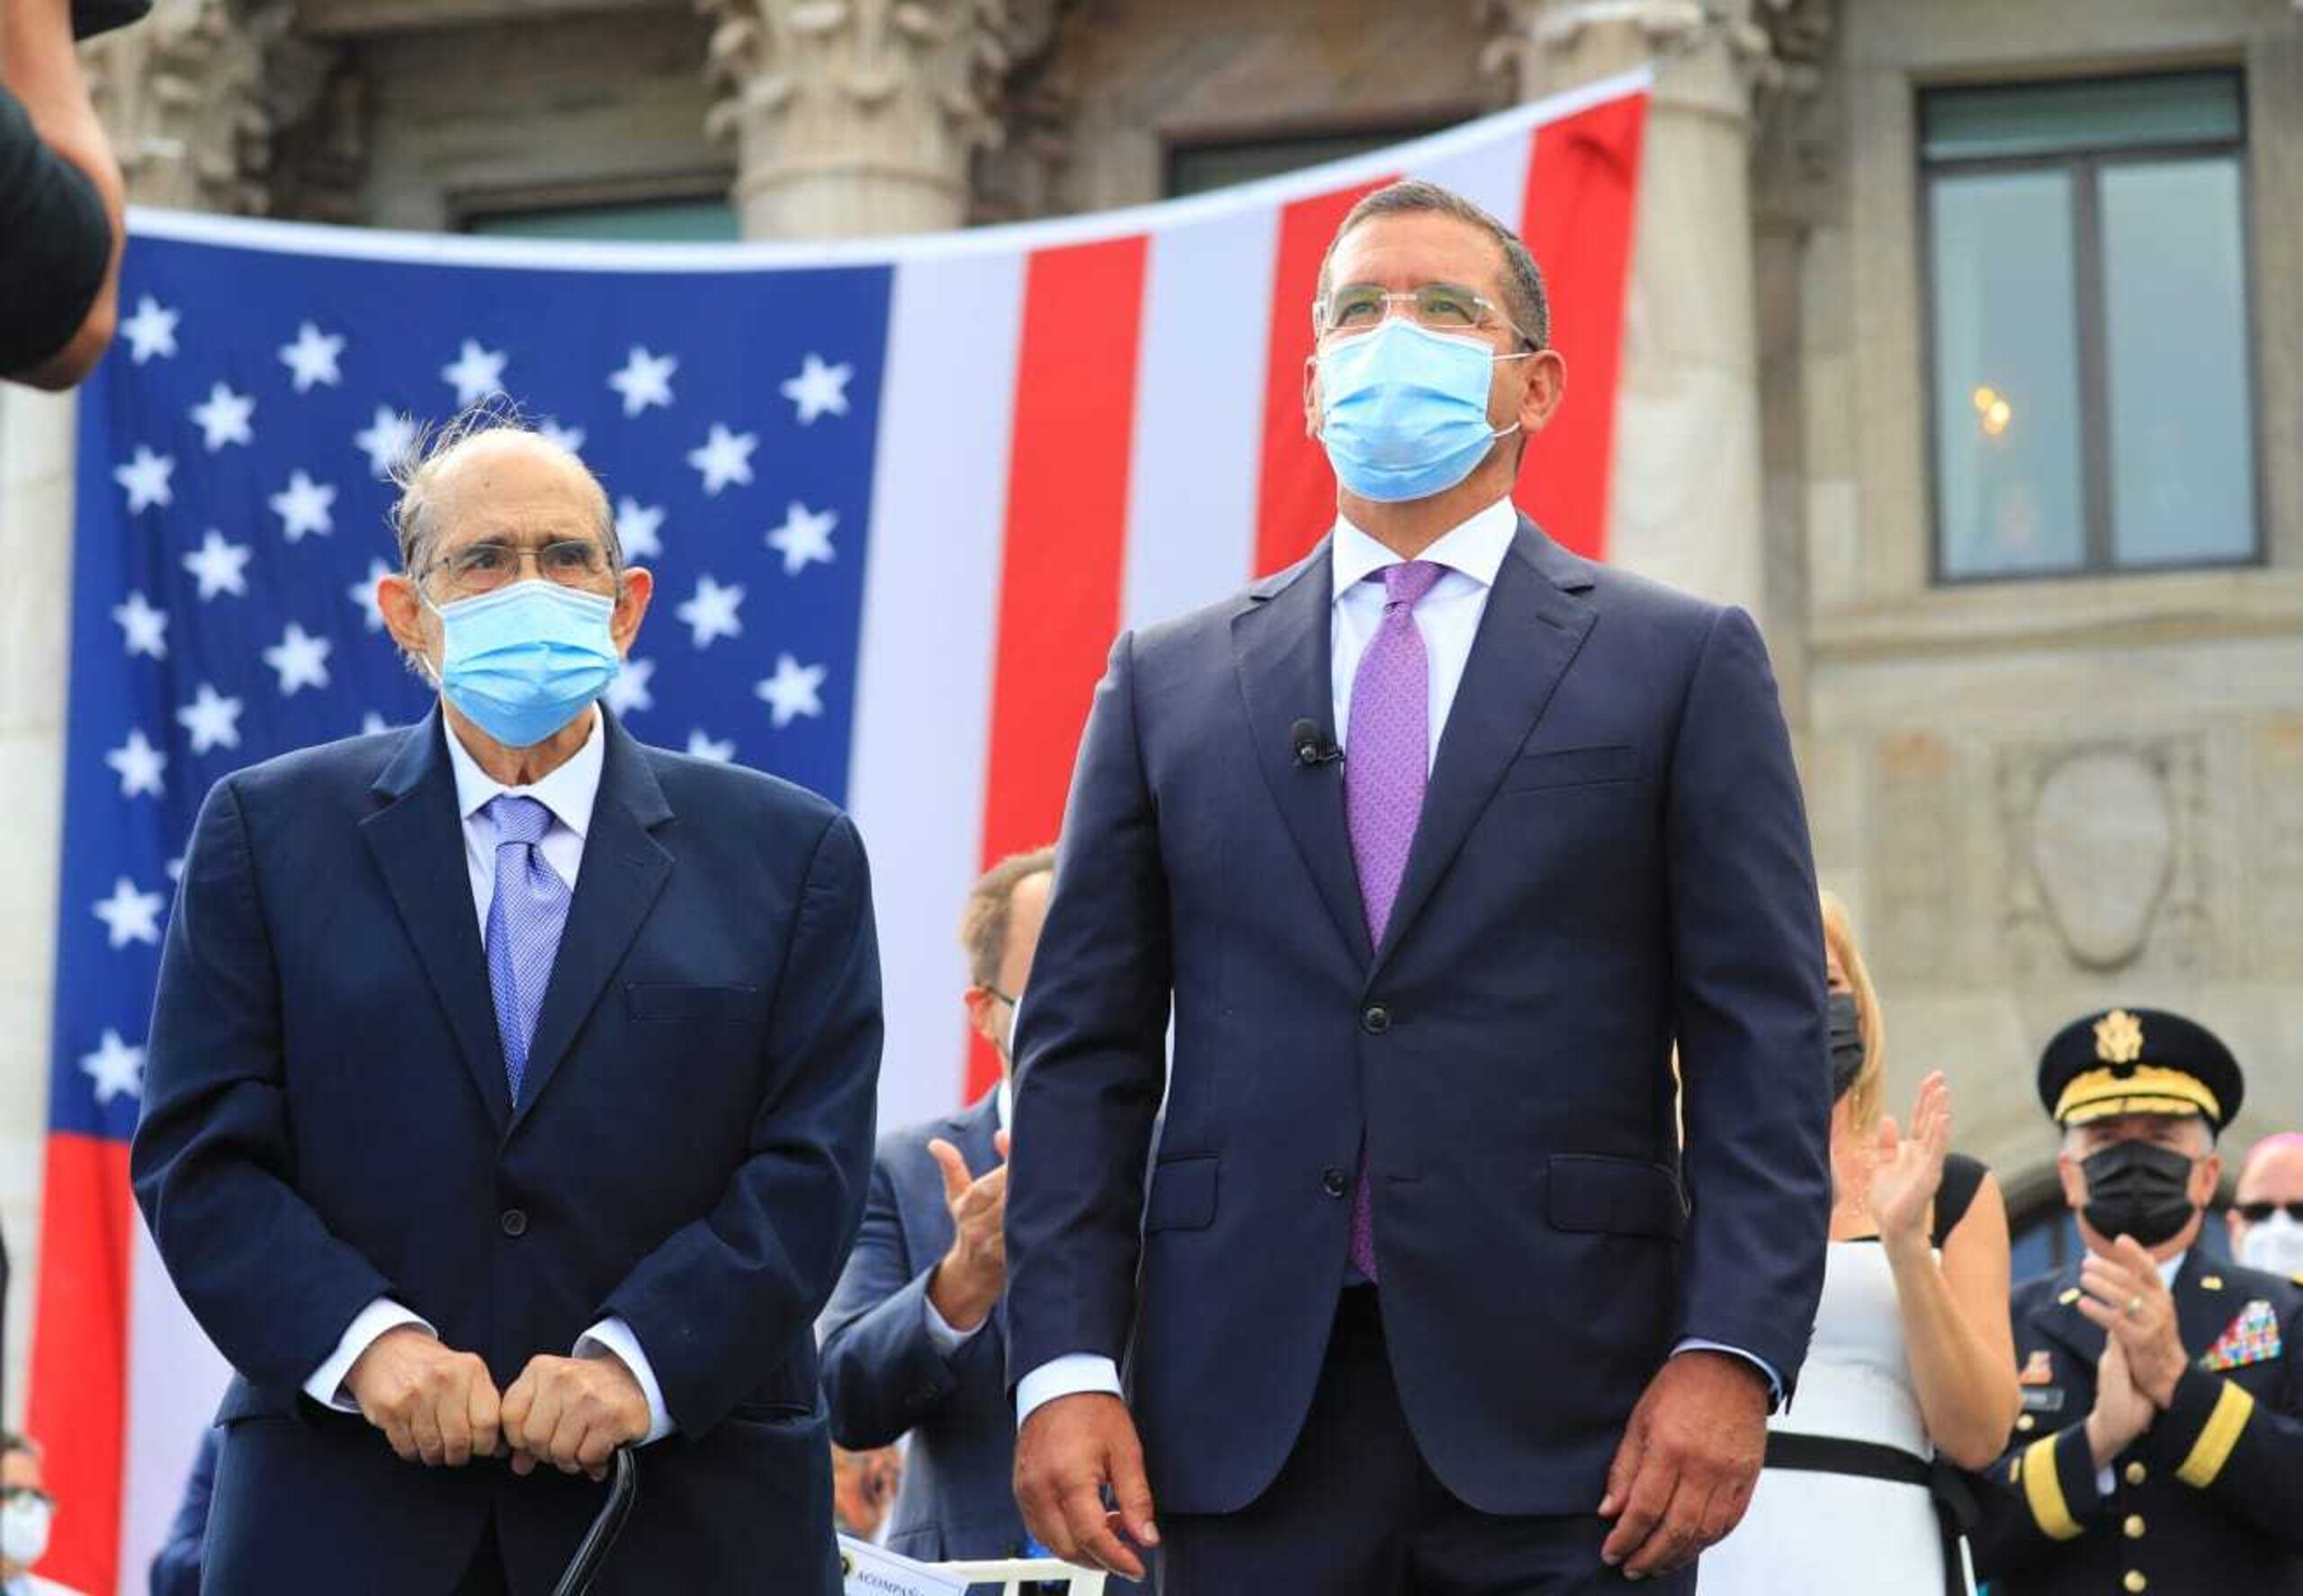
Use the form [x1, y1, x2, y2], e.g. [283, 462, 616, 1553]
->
[2095, 1009, 2146, 1066]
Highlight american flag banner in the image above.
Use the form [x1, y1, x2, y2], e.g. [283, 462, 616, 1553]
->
[28, 69, 1647, 1592]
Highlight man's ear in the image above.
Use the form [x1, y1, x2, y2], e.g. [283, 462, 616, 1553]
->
[377, 573, 433, 667]
[2057, 1150, 2090, 1212]
[611, 566, 653, 653]
[1516, 348, 1567, 437]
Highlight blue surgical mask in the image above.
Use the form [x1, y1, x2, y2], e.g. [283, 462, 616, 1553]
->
[1316, 318, 1528, 503]
[424, 579, 622, 749]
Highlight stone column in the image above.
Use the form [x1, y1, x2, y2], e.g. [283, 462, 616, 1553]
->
[1483, 0, 1788, 628]
[701, 0, 1015, 240]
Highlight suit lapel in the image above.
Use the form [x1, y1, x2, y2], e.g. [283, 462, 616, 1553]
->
[1371, 518, 1596, 976]
[506, 713, 675, 1136]
[2039, 1262, 2108, 1367]
[1232, 542, 1374, 971]
[2174, 1252, 2236, 1367]
[360, 711, 513, 1132]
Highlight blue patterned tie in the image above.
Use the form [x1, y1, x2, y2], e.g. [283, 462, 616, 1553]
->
[484, 795, 570, 1105]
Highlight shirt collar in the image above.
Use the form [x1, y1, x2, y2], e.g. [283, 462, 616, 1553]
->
[444, 705, 605, 838]
[1331, 494, 1519, 603]
[997, 1077, 1012, 1134]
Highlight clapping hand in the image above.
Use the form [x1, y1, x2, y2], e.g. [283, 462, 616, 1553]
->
[2077, 1235, 2187, 1407]
[2085, 1334, 2155, 1467]
[927, 1128, 1011, 1333]
[1869, 1071, 1952, 1257]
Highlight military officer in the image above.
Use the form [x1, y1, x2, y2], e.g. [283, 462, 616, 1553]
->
[1970, 1007, 2303, 1595]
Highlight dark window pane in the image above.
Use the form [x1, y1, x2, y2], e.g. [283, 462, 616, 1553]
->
[1922, 73, 2241, 162]
[466, 200, 739, 242]
[1167, 130, 1442, 198]
[1931, 170, 2087, 578]
[2100, 157, 2256, 566]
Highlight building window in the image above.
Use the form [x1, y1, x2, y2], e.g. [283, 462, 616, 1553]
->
[1922, 72, 2258, 581]
[463, 197, 739, 243]
[1166, 122, 1451, 199]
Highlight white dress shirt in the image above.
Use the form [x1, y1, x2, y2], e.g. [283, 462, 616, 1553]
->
[302, 709, 675, 1445]
[1014, 496, 1783, 1430]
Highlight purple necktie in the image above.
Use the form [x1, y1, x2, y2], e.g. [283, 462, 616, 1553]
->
[485, 794, 570, 1106]
[1343, 559, 1444, 1281]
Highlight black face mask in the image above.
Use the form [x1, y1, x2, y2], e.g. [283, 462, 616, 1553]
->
[1827, 991, 1866, 1102]
[2080, 1139, 2200, 1248]
[72, 0, 155, 40]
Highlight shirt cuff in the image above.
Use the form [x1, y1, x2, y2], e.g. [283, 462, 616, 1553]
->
[922, 1283, 987, 1357]
[1672, 1338, 1786, 1408]
[575, 1317, 675, 1445]
[1016, 1354, 1124, 1431]
[304, 1299, 434, 1411]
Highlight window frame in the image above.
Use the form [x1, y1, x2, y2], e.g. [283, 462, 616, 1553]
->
[1917, 69, 2265, 586]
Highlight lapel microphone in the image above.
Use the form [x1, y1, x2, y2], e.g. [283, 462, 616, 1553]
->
[1291, 718, 1344, 768]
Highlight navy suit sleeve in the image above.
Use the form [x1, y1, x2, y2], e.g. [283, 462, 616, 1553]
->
[148, 1427, 220, 1596]
[1662, 605, 1831, 1394]
[820, 1154, 1001, 1449]
[131, 778, 396, 1388]
[602, 811, 883, 1436]
[1003, 632, 1174, 1384]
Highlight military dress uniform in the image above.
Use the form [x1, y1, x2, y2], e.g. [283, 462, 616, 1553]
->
[1970, 1005, 2303, 1595]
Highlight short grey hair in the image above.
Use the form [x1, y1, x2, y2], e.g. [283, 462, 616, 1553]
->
[2064, 1113, 2215, 1158]
[1314, 178, 1550, 350]
[385, 399, 620, 581]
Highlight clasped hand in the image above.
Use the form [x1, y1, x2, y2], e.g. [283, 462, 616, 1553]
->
[345, 1326, 650, 1481]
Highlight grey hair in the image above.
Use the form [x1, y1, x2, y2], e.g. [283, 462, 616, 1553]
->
[385, 399, 620, 581]
[1314, 178, 1551, 350]
[1, 1430, 40, 1463]
[2063, 1114, 2216, 1158]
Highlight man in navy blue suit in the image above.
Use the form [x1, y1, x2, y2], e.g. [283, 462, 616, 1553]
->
[1005, 180, 1833, 1594]
[131, 421, 882, 1595]
[822, 847, 1144, 1589]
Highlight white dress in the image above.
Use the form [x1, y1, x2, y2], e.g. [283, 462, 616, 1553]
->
[1696, 1240, 1965, 1596]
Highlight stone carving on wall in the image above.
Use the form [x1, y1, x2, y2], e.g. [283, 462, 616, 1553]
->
[1995, 737, 2210, 976]
[2248, 719, 2303, 980]
[80, 0, 355, 218]
[1871, 730, 1963, 983]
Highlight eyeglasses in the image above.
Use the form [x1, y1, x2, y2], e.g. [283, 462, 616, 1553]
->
[0, 1484, 54, 1508]
[1313, 281, 1537, 346]
[421, 539, 610, 597]
[2236, 1201, 2303, 1223]
[981, 985, 1018, 1008]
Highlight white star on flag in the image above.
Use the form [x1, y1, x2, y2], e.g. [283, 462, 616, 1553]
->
[80, 1028, 147, 1105]
[755, 653, 827, 729]
[686, 425, 757, 497]
[93, 877, 166, 949]
[686, 730, 735, 763]
[113, 446, 175, 514]
[675, 575, 745, 649]
[189, 381, 256, 452]
[262, 623, 334, 695]
[349, 559, 392, 630]
[182, 530, 253, 601]
[605, 658, 656, 717]
[270, 470, 337, 542]
[441, 337, 508, 405]
[608, 346, 678, 417]
[105, 729, 167, 798]
[279, 321, 346, 391]
[175, 682, 245, 754]
[780, 353, 852, 424]
[112, 591, 169, 659]
[120, 295, 180, 363]
[766, 501, 838, 576]
[354, 407, 419, 480]
[540, 419, 587, 456]
[614, 498, 665, 560]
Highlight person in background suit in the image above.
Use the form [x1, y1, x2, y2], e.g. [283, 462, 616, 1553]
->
[823, 847, 1144, 1588]
[131, 417, 883, 1595]
[1005, 178, 1832, 1594]
[148, 1428, 219, 1596]
[829, 1444, 903, 1543]
[4, 1432, 89, 1596]
[2227, 1134, 2303, 1278]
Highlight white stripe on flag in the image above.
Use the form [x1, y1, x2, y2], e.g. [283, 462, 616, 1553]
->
[1406, 125, 1536, 256]
[1122, 209, 1281, 631]
[850, 250, 1026, 1133]
[121, 1218, 229, 1592]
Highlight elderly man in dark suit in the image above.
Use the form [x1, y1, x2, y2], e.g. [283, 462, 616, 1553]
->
[1005, 179, 1833, 1594]
[822, 847, 1145, 1587]
[131, 420, 882, 1595]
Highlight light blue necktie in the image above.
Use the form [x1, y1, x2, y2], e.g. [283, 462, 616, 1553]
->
[484, 794, 571, 1105]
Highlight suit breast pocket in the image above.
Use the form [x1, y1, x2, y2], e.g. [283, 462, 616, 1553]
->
[624, 982, 768, 1026]
[1499, 744, 1640, 794]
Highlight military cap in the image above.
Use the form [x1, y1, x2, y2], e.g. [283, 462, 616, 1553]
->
[2038, 1006, 2243, 1132]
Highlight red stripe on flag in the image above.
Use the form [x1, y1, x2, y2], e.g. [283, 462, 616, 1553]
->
[1251, 177, 1392, 577]
[1516, 92, 1648, 560]
[972, 236, 1148, 1098]
[26, 1132, 135, 1596]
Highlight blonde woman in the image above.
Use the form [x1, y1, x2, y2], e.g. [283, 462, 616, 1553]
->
[1699, 892, 2021, 1596]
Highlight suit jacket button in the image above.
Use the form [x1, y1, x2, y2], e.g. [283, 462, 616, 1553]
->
[1322, 1168, 1349, 1198]
[500, 1207, 529, 1237]
[1361, 1004, 1391, 1035]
